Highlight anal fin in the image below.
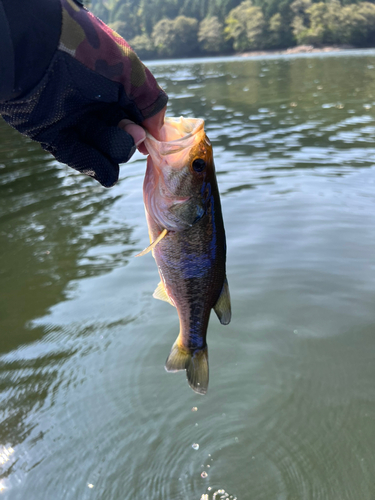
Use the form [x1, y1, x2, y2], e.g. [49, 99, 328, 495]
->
[153, 281, 175, 307]
[213, 277, 231, 325]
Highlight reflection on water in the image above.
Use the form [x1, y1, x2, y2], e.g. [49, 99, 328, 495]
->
[2, 51, 375, 499]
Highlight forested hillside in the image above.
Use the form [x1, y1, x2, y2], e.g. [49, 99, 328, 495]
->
[88, 0, 375, 58]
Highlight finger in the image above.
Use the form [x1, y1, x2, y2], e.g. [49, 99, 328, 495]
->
[141, 106, 167, 141]
[137, 142, 148, 155]
[51, 132, 121, 187]
[118, 119, 146, 147]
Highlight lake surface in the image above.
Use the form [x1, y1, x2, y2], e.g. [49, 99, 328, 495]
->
[1, 50, 375, 499]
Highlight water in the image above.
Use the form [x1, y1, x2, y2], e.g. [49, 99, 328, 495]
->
[1, 50, 375, 499]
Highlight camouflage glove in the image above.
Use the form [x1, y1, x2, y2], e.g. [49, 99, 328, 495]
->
[0, 0, 168, 187]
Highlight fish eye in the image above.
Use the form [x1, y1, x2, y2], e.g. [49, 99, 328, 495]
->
[192, 158, 206, 172]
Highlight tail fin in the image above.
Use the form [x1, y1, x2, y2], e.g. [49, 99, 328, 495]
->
[165, 340, 209, 395]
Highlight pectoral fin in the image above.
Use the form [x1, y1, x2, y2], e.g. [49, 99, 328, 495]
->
[213, 277, 231, 325]
[136, 229, 168, 257]
[153, 281, 175, 307]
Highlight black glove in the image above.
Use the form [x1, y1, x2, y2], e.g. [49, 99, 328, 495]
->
[0, 0, 168, 187]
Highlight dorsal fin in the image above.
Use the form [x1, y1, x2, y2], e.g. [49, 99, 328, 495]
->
[213, 277, 231, 325]
[153, 281, 175, 306]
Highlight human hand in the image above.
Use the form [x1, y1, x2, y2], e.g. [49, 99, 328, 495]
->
[0, 0, 168, 187]
[119, 106, 166, 155]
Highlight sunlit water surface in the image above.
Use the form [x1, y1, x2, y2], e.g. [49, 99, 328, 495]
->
[1, 51, 375, 499]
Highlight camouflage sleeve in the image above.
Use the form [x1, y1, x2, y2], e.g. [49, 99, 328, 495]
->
[59, 0, 168, 121]
[0, 0, 168, 187]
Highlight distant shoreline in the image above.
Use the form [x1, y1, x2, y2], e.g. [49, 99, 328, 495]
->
[236, 44, 354, 58]
[144, 45, 372, 64]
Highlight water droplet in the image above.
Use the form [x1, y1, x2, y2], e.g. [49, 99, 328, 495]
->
[192, 443, 199, 450]
[234, 437, 239, 442]
[87, 484, 94, 489]
[195, 423, 199, 426]
[293, 329, 298, 334]
[207, 465, 210, 468]
[192, 407, 198, 412]
[290, 102, 297, 107]
[208, 487, 212, 491]
[201, 471, 208, 478]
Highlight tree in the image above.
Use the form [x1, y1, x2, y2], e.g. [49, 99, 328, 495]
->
[225, 1, 267, 51]
[152, 16, 199, 57]
[152, 19, 176, 57]
[268, 13, 284, 47]
[198, 16, 225, 52]
[179, 0, 210, 21]
[89, 0, 375, 57]
[340, 2, 375, 46]
[290, 0, 314, 44]
[290, 0, 312, 21]
[129, 34, 156, 59]
[113, 1, 140, 39]
[138, 0, 180, 34]
[207, 0, 245, 22]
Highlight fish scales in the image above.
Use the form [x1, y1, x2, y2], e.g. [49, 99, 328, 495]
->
[141, 117, 231, 395]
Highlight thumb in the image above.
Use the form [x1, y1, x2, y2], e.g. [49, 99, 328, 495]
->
[118, 119, 146, 147]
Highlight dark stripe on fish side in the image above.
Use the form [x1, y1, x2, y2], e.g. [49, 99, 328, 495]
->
[174, 202, 226, 349]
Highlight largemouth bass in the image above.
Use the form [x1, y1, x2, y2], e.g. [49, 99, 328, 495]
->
[140, 117, 231, 395]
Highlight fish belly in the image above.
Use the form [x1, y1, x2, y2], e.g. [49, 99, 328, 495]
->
[151, 205, 226, 348]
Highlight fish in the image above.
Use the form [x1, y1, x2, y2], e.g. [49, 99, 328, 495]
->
[139, 116, 231, 395]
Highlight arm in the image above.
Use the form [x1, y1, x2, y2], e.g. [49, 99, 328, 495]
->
[0, 0, 168, 187]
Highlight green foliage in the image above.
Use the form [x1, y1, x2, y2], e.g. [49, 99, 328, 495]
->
[268, 13, 284, 47]
[108, 1, 140, 39]
[225, 1, 266, 51]
[138, 0, 180, 34]
[198, 16, 225, 52]
[179, 0, 210, 21]
[89, 0, 375, 58]
[290, 0, 375, 46]
[341, 2, 375, 45]
[152, 16, 199, 57]
[128, 34, 155, 59]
